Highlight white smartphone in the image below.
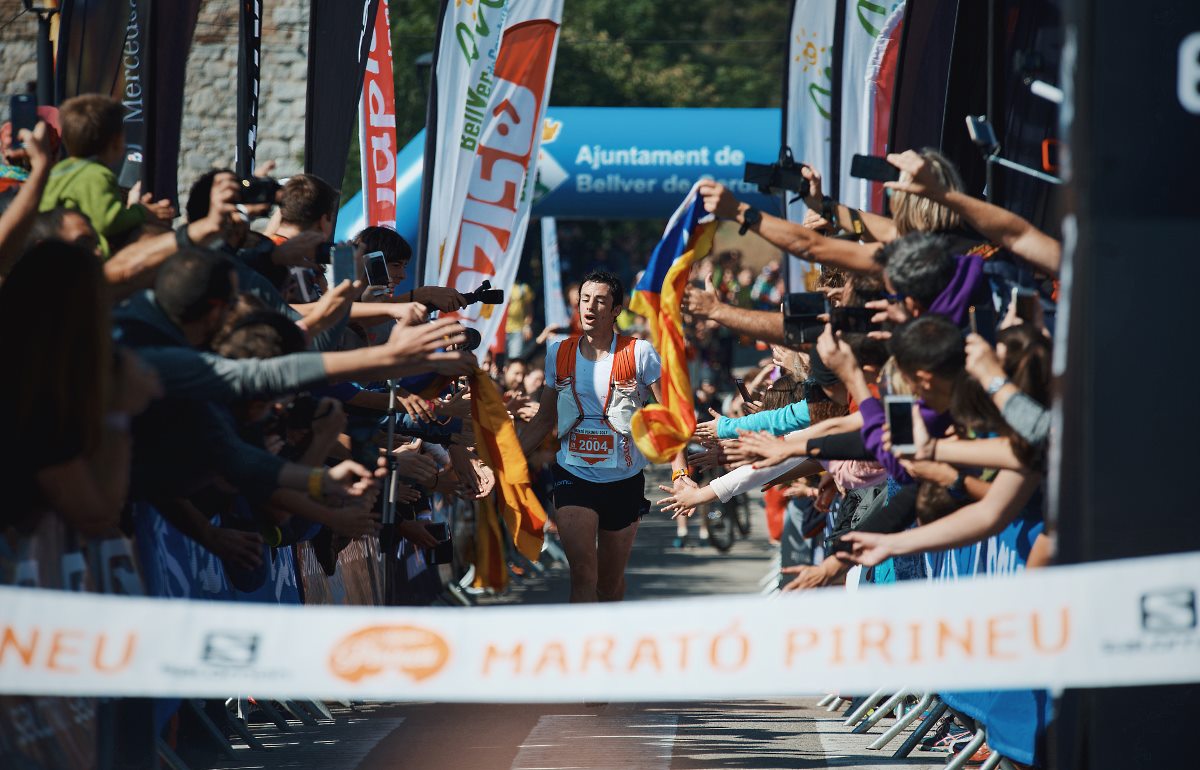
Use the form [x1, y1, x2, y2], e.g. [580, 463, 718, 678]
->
[884, 394, 917, 455]
[364, 250, 391, 287]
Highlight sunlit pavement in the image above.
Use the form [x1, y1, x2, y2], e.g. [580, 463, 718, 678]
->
[205, 471, 945, 769]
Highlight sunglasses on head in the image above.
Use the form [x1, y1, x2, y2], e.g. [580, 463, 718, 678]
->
[801, 378, 832, 403]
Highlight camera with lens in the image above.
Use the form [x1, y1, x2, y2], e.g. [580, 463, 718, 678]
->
[449, 327, 484, 352]
[238, 176, 283, 205]
[462, 280, 505, 306]
[743, 147, 810, 199]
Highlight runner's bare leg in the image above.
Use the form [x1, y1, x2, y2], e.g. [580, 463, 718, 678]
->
[596, 520, 639, 602]
[555, 505, 600, 602]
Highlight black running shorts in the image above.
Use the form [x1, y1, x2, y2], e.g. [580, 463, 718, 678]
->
[551, 463, 651, 532]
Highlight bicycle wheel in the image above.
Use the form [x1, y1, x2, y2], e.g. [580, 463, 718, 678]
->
[706, 506, 735, 552]
[731, 496, 751, 537]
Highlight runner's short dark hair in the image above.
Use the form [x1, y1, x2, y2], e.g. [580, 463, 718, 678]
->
[580, 270, 624, 308]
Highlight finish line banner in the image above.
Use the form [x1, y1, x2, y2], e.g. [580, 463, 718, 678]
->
[1, 552, 1198, 701]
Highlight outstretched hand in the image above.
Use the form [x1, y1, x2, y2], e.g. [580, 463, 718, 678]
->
[655, 483, 703, 519]
[697, 180, 742, 219]
[694, 408, 722, 441]
[733, 430, 794, 469]
[832, 531, 894, 567]
[682, 274, 722, 321]
[883, 150, 947, 199]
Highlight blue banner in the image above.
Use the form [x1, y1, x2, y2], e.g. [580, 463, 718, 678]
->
[337, 106, 782, 240]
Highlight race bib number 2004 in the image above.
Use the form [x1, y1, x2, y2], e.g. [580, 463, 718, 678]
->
[566, 427, 619, 467]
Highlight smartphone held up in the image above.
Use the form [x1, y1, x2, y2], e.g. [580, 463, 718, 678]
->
[9, 94, 37, 148]
[884, 394, 917, 455]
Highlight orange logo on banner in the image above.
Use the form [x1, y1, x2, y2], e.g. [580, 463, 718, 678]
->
[328, 625, 451, 683]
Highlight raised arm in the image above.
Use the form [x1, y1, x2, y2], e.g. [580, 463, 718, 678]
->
[840, 468, 1042, 564]
[699, 181, 883, 274]
[682, 278, 786, 345]
[0, 123, 53, 275]
[886, 150, 1061, 276]
[800, 164, 898, 243]
[519, 383, 558, 455]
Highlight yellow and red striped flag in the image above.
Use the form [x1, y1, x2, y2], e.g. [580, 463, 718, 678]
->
[469, 369, 547, 589]
[628, 184, 716, 463]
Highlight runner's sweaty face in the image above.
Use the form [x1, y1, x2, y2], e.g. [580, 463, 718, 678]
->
[579, 280, 621, 332]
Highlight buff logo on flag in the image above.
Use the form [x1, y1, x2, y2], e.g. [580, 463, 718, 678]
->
[360, 0, 398, 228]
[424, 0, 562, 361]
[628, 184, 717, 463]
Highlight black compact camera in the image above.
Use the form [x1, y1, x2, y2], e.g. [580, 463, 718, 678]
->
[743, 147, 810, 198]
[238, 176, 282, 205]
[782, 291, 828, 347]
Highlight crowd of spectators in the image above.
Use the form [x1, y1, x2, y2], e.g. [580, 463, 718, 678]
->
[0, 93, 499, 611]
[650, 149, 1061, 766]
[3, 84, 1059, 766]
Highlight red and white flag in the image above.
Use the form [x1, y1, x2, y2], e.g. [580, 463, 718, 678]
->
[359, 0, 398, 229]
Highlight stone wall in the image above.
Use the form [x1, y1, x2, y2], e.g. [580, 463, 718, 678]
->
[0, 1, 39, 105]
[0, 0, 312, 205]
[181, 0, 310, 203]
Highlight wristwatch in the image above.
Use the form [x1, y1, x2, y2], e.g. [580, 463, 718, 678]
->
[986, 376, 1011, 396]
[738, 206, 762, 235]
[672, 468, 690, 482]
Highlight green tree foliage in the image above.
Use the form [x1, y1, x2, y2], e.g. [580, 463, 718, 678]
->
[342, 0, 788, 202]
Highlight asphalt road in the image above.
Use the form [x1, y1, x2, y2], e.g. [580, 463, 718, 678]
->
[205, 472, 947, 770]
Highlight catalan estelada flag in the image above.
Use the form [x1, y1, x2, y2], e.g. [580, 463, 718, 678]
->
[628, 184, 717, 463]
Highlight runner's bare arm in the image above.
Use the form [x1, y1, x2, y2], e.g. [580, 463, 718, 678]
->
[519, 384, 558, 456]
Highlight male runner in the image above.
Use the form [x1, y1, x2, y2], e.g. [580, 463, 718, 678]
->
[520, 271, 690, 602]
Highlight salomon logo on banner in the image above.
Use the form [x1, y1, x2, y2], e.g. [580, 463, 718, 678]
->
[1141, 588, 1198, 632]
[202, 632, 260, 667]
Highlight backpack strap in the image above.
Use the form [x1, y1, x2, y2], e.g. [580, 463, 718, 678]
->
[555, 335, 581, 386]
[601, 335, 639, 416]
[556, 335, 587, 438]
[611, 335, 638, 384]
[560, 335, 641, 437]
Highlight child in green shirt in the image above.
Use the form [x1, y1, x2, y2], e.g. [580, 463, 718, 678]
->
[39, 94, 174, 257]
